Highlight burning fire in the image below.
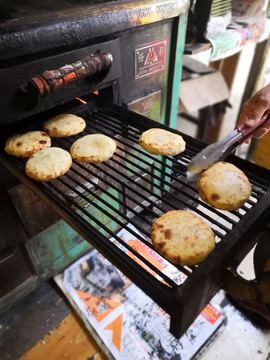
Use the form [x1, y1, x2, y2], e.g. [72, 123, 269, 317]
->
[76, 91, 99, 104]
[76, 97, 87, 104]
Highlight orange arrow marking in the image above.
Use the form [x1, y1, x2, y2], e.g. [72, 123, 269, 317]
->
[104, 313, 123, 351]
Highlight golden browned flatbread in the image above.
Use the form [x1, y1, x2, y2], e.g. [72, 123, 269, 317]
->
[25, 147, 72, 181]
[138, 128, 185, 156]
[70, 134, 117, 162]
[5, 131, 51, 157]
[197, 161, 251, 210]
[43, 114, 86, 137]
[151, 210, 215, 266]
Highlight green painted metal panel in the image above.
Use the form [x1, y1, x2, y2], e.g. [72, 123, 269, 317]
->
[168, 13, 188, 129]
[163, 13, 188, 191]
[26, 220, 91, 279]
[76, 187, 122, 235]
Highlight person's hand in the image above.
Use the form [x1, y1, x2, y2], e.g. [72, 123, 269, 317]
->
[237, 83, 270, 143]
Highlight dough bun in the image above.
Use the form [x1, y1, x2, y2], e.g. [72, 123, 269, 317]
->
[197, 161, 251, 210]
[5, 131, 51, 157]
[25, 147, 72, 181]
[151, 210, 215, 266]
[70, 134, 117, 163]
[43, 114, 86, 137]
[138, 128, 186, 156]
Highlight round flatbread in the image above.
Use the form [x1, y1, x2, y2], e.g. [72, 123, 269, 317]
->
[138, 128, 186, 156]
[25, 147, 72, 181]
[197, 161, 251, 210]
[151, 210, 215, 266]
[43, 114, 86, 137]
[5, 131, 51, 157]
[70, 134, 117, 162]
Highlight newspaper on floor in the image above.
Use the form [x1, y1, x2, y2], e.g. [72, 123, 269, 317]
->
[62, 224, 226, 360]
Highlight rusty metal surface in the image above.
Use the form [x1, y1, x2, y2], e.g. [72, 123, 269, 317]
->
[25, 219, 92, 279]
[0, 165, 27, 254]
[0, 0, 189, 63]
[30, 51, 113, 97]
[8, 184, 60, 238]
[0, 0, 115, 21]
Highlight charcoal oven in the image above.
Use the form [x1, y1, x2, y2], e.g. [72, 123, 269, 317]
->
[0, 0, 270, 340]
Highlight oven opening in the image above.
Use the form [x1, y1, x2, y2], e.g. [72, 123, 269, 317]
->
[0, 85, 115, 141]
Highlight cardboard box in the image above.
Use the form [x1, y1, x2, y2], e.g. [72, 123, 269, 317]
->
[178, 56, 229, 113]
[252, 131, 270, 169]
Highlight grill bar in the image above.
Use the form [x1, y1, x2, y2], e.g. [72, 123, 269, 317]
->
[50, 177, 179, 287]
[1, 100, 270, 338]
[88, 108, 265, 199]
[78, 115, 242, 226]
[56, 135, 230, 237]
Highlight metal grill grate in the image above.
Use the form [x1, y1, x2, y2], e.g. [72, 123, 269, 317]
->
[2, 101, 270, 338]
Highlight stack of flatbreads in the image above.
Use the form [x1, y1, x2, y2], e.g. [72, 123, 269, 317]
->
[5, 113, 118, 181]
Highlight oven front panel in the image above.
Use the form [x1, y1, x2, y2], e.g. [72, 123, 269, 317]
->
[0, 39, 121, 126]
[1, 19, 179, 128]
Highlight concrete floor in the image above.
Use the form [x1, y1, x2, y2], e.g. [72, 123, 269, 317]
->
[201, 291, 270, 360]
[0, 280, 71, 360]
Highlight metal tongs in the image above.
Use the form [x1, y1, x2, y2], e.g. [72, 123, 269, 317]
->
[187, 111, 270, 182]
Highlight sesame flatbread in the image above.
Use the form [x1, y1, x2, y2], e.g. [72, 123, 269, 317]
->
[138, 128, 185, 156]
[43, 114, 86, 137]
[70, 134, 116, 163]
[197, 162, 251, 210]
[5, 131, 51, 157]
[151, 210, 215, 266]
[25, 147, 72, 181]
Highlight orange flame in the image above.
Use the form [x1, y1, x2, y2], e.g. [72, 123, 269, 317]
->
[76, 97, 87, 104]
[76, 91, 99, 104]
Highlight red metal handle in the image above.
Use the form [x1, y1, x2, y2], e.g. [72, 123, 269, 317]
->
[30, 51, 113, 96]
[236, 110, 270, 143]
